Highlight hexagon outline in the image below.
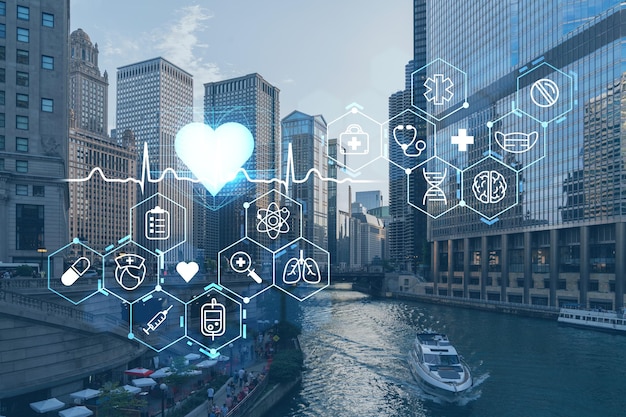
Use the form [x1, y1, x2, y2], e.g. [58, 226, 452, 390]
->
[407, 156, 462, 219]
[217, 237, 274, 301]
[411, 57, 469, 121]
[128, 288, 186, 352]
[460, 155, 520, 220]
[185, 287, 243, 352]
[129, 192, 187, 255]
[244, 188, 303, 252]
[101, 239, 160, 303]
[274, 236, 330, 302]
[487, 110, 548, 173]
[47, 238, 103, 305]
[381, 108, 437, 170]
[326, 107, 383, 173]
[515, 61, 574, 124]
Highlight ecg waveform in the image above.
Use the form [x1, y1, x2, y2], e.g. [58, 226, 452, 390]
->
[66, 141, 371, 193]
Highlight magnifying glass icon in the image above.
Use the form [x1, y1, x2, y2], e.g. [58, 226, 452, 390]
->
[229, 251, 263, 284]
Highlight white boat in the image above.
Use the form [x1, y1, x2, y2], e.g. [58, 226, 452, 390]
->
[408, 333, 472, 396]
[557, 305, 626, 332]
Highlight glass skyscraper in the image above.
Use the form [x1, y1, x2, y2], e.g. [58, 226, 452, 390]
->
[422, 1, 626, 309]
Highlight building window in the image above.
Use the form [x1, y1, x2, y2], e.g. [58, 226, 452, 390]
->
[0, 135, 4, 149]
[17, 28, 29, 43]
[16, 137, 28, 152]
[17, 49, 28, 64]
[16, 184, 28, 195]
[16, 93, 28, 108]
[41, 98, 53, 112]
[16, 204, 44, 250]
[0, 90, 4, 105]
[16, 160, 28, 173]
[0, 158, 3, 170]
[0, 2, 5, 16]
[42, 13, 54, 27]
[0, 24, 5, 39]
[0, 46, 4, 61]
[0, 68, 5, 83]
[0, 113, 4, 127]
[16, 71, 28, 86]
[16, 115, 28, 130]
[33, 185, 44, 197]
[17, 6, 29, 20]
[41, 55, 53, 70]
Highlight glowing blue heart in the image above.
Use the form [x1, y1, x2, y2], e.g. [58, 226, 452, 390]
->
[175, 122, 254, 196]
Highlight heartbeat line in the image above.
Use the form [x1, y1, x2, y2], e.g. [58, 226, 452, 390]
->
[65, 141, 371, 194]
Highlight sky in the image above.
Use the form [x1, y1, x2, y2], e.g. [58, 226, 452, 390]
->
[70, 0, 414, 203]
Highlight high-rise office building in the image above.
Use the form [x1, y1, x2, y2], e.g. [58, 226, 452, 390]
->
[68, 29, 136, 257]
[201, 73, 280, 259]
[116, 57, 194, 265]
[355, 190, 382, 212]
[425, 1, 626, 309]
[281, 110, 328, 250]
[0, 0, 70, 274]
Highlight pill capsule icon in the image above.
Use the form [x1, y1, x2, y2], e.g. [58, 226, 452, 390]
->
[61, 257, 91, 286]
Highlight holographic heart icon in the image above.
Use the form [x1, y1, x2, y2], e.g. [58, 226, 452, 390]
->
[175, 122, 254, 196]
[176, 261, 199, 283]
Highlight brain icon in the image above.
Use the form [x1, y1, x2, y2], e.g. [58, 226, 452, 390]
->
[472, 170, 507, 204]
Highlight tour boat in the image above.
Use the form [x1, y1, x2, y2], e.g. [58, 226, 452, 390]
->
[408, 333, 473, 396]
[557, 305, 626, 332]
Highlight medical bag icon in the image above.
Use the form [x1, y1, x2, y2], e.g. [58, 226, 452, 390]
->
[339, 124, 369, 155]
[282, 250, 321, 284]
[201, 298, 226, 340]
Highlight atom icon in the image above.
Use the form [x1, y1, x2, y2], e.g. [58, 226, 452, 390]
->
[257, 202, 290, 240]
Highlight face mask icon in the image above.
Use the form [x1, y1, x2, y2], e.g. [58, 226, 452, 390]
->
[494, 131, 538, 154]
[283, 250, 321, 285]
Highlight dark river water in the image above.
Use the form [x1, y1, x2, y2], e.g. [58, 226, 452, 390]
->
[271, 288, 626, 417]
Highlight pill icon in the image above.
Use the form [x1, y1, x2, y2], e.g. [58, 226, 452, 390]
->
[530, 78, 559, 107]
[61, 256, 91, 286]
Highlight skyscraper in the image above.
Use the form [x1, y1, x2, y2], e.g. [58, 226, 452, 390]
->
[116, 57, 194, 265]
[281, 110, 328, 250]
[425, 1, 626, 309]
[68, 29, 136, 257]
[0, 0, 70, 275]
[201, 73, 280, 259]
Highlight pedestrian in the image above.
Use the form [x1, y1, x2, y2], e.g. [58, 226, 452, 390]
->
[238, 368, 245, 388]
[207, 386, 214, 406]
[221, 404, 229, 415]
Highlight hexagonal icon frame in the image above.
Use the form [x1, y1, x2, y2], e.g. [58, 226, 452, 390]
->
[274, 237, 330, 302]
[218, 237, 274, 300]
[47, 238, 103, 305]
[326, 106, 383, 173]
[128, 288, 186, 352]
[461, 155, 520, 221]
[487, 110, 547, 172]
[102, 240, 160, 303]
[129, 192, 187, 255]
[244, 189, 303, 252]
[411, 58, 469, 121]
[407, 156, 461, 219]
[186, 286, 243, 353]
[383, 108, 437, 171]
[515, 61, 574, 124]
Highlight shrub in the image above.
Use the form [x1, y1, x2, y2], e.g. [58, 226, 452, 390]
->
[269, 349, 303, 383]
[16, 264, 33, 277]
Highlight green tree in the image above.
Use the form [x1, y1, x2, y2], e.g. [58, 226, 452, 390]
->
[269, 350, 303, 383]
[97, 382, 147, 417]
[15, 264, 33, 277]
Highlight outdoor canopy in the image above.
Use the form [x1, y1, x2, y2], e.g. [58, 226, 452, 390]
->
[132, 377, 157, 388]
[68, 389, 100, 401]
[121, 385, 141, 394]
[124, 367, 154, 377]
[58, 406, 93, 417]
[29, 398, 65, 413]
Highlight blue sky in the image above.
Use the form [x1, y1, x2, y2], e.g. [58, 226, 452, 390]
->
[71, 0, 413, 132]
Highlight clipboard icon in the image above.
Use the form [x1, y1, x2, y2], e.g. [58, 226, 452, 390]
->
[145, 206, 170, 240]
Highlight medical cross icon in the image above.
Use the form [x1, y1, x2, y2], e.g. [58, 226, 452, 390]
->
[451, 129, 474, 152]
[347, 136, 362, 151]
[235, 256, 247, 269]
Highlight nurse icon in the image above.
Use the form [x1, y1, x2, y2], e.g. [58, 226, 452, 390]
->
[114, 254, 146, 291]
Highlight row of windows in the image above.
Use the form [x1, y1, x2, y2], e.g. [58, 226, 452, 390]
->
[16, 184, 44, 196]
[0, 158, 27, 172]
[0, 2, 54, 26]
[0, 47, 55, 70]
[0, 92, 53, 111]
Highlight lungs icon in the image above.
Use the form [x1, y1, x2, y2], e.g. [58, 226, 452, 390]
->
[282, 250, 321, 284]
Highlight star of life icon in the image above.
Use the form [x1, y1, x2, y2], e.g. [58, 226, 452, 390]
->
[201, 298, 226, 340]
[494, 131, 538, 154]
[142, 305, 172, 335]
[339, 124, 369, 155]
[145, 206, 170, 240]
[114, 254, 147, 291]
[424, 74, 454, 105]
[423, 169, 447, 205]
[473, 170, 507, 204]
[257, 202, 290, 240]
[283, 250, 321, 285]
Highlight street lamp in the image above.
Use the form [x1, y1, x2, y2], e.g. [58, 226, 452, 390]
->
[229, 343, 234, 373]
[37, 247, 47, 277]
[160, 383, 168, 417]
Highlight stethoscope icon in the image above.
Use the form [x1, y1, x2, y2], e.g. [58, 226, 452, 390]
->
[393, 124, 426, 157]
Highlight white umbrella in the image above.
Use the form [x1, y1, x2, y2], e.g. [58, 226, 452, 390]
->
[196, 359, 218, 369]
[121, 384, 141, 394]
[58, 406, 93, 417]
[30, 398, 65, 413]
[69, 389, 100, 401]
[218, 355, 230, 362]
[132, 377, 157, 388]
[184, 353, 201, 361]
[151, 367, 172, 379]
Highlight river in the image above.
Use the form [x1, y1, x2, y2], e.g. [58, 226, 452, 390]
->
[270, 288, 626, 417]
